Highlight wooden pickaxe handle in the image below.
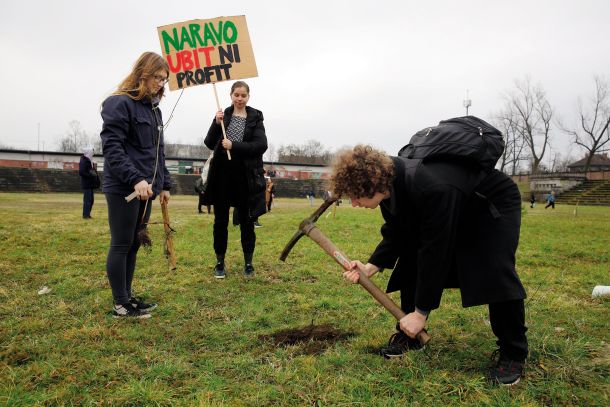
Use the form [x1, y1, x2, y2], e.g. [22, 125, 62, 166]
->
[160, 200, 177, 270]
[305, 224, 430, 346]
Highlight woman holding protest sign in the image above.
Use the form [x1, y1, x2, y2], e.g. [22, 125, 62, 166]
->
[100, 52, 172, 318]
[203, 81, 267, 279]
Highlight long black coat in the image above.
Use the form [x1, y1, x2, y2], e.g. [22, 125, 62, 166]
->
[79, 156, 98, 189]
[368, 157, 526, 311]
[203, 105, 267, 220]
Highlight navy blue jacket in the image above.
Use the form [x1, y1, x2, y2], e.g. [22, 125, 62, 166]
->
[79, 156, 98, 189]
[100, 95, 171, 196]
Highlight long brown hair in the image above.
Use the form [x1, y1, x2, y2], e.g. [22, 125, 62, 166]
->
[114, 52, 169, 100]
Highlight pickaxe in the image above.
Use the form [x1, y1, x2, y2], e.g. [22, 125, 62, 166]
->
[280, 199, 430, 346]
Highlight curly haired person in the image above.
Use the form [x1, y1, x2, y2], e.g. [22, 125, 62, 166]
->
[333, 145, 528, 386]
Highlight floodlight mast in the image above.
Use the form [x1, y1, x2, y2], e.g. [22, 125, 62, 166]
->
[463, 89, 472, 116]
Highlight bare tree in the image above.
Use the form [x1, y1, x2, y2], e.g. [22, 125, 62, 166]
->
[550, 152, 574, 173]
[57, 120, 98, 153]
[505, 77, 554, 173]
[163, 143, 182, 157]
[561, 76, 610, 174]
[277, 139, 333, 164]
[264, 143, 277, 163]
[495, 107, 528, 175]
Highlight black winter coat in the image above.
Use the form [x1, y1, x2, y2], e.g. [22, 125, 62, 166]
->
[203, 105, 267, 220]
[100, 95, 172, 197]
[79, 156, 98, 189]
[368, 157, 526, 311]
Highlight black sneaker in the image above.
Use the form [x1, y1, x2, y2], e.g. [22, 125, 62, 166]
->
[254, 222, 262, 228]
[129, 296, 157, 312]
[112, 303, 151, 319]
[488, 351, 524, 386]
[379, 331, 423, 359]
[214, 261, 226, 279]
[244, 263, 255, 277]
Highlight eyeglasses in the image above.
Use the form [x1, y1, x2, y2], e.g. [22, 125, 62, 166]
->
[153, 74, 169, 85]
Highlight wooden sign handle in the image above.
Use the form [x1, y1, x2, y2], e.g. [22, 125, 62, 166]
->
[213, 83, 231, 160]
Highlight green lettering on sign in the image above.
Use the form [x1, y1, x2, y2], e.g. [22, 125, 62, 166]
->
[223, 21, 238, 43]
[162, 28, 180, 54]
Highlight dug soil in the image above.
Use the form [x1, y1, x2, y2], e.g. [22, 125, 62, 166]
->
[259, 323, 355, 355]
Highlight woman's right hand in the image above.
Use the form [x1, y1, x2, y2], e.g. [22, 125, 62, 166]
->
[215, 110, 224, 124]
[134, 180, 153, 201]
[343, 261, 379, 284]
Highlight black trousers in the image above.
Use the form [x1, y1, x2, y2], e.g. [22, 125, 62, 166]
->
[213, 201, 255, 256]
[105, 193, 152, 304]
[400, 291, 528, 362]
[198, 193, 211, 213]
[83, 189, 94, 217]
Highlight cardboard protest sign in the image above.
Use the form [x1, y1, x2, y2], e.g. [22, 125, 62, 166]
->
[157, 15, 258, 91]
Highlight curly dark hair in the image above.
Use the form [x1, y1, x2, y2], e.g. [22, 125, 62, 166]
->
[330, 145, 394, 198]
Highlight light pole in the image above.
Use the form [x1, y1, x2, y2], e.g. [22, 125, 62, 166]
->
[463, 90, 472, 116]
[37, 122, 40, 151]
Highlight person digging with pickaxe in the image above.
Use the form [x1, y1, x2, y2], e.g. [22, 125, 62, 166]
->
[331, 145, 528, 386]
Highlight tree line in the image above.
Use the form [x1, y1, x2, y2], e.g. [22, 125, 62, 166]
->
[495, 75, 609, 174]
[52, 75, 609, 174]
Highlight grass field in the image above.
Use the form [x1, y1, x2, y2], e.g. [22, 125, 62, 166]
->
[0, 193, 608, 406]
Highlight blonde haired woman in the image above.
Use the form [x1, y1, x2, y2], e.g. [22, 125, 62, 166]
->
[100, 52, 172, 318]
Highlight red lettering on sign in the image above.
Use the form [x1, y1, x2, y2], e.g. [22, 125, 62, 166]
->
[197, 47, 215, 67]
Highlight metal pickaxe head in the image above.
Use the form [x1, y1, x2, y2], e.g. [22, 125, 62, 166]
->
[279, 197, 338, 261]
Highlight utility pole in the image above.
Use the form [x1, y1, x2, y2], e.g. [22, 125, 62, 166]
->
[463, 90, 472, 116]
[37, 122, 40, 151]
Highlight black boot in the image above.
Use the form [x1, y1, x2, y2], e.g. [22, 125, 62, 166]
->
[243, 252, 254, 277]
[214, 254, 225, 279]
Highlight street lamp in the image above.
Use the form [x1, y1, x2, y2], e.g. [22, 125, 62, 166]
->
[463, 90, 472, 116]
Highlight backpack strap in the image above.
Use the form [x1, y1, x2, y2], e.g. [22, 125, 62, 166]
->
[474, 191, 501, 219]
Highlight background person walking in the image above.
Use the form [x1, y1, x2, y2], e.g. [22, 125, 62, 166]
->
[545, 191, 556, 209]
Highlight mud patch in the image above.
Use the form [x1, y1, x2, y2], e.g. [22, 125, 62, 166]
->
[259, 324, 355, 355]
[0, 347, 36, 366]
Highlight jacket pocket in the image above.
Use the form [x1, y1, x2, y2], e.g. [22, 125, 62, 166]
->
[248, 167, 266, 194]
[134, 116, 153, 147]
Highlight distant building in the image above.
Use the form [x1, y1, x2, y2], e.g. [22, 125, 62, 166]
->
[567, 153, 610, 173]
[0, 149, 332, 180]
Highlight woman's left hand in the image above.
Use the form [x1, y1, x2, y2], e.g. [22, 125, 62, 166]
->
[399, 311, 426, 339]
[221, 138, 233, 150]
[160, 190, 171, 204]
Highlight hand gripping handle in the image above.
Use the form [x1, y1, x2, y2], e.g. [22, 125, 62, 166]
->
[305, 225, 430, 346]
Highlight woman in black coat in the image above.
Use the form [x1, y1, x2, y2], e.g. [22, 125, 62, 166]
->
[204, 81, 267, 279]
[100, 52, 172, 318]
[333, 145, 528, 386]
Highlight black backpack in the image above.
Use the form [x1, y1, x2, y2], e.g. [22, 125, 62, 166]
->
[398, 116, 504, 170]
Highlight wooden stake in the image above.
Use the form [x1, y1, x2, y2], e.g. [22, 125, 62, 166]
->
[160, 200, 177, 270]
[213, 83, 231, 160]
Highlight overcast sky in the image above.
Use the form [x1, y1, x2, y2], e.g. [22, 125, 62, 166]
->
[1, 0, 608, 164]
